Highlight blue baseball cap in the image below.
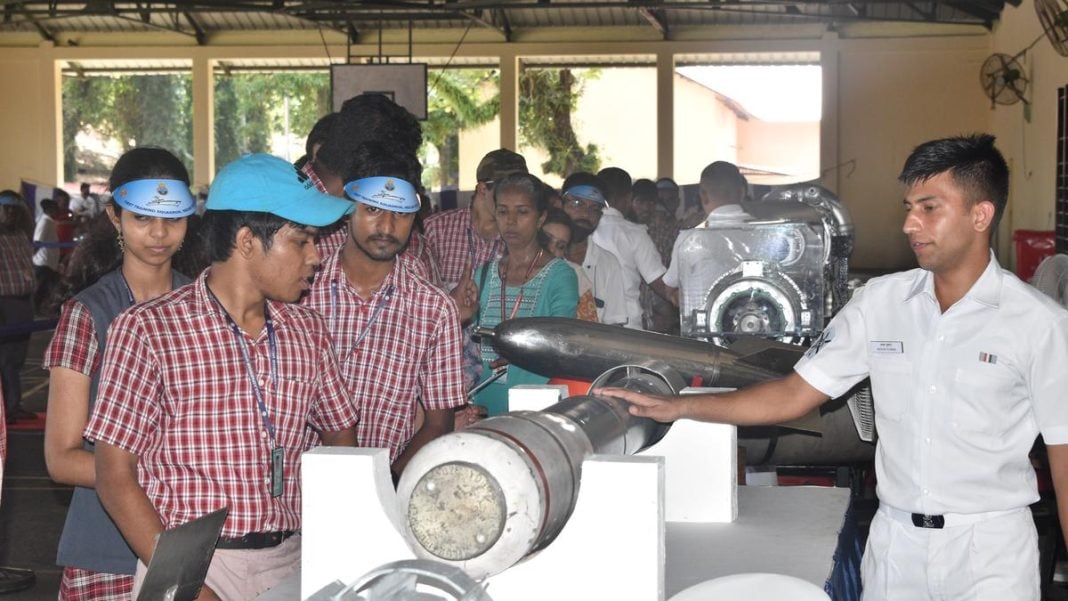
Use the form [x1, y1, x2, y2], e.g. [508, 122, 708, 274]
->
[0, 192, 21, 206]
[343, 176, 420, 213]
[207, 154, 354, 227]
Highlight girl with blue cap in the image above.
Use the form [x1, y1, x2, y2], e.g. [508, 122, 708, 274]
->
[42, 147, 197, 601]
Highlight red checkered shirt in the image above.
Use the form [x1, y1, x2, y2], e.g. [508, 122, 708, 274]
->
[302, 247, 466, 462]
[83, 270, 357, 538]
[423, 208, 501, 289]
[301, 161, 326, 195]
[317, 223, 441, 288]
[43, 300, 100, 375]
[0, 232, 34, 296]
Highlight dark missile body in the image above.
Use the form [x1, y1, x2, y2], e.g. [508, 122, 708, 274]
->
[481, 316, 797, 388]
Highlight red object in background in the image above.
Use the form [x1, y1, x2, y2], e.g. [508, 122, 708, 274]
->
[55, 210, 75, 258]
[1013, 230, 1056, 282]
[548, 377, 592, 398]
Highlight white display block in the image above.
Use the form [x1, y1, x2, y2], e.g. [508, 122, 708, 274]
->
[642, 420, 737, 523]
[486, 455, 664, 601]
[300, 447, 413, 599]
[506, 384, 570, 412]
[300, 449, 665, 600]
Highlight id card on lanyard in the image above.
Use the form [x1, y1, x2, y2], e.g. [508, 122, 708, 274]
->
[209, 288, 285, 498]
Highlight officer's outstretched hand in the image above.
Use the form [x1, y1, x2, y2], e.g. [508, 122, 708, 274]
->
[595, 387, 683, 423]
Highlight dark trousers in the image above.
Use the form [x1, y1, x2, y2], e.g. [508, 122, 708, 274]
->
[33, 265, 58, 315]
[0, 294, 33, 412]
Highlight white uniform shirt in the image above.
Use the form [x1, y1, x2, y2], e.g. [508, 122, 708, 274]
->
[795, 253, 1068, 515]
[32, 213, 59, 270]
[70, 193, 101, 219]
[663, 204, 754, 288]
[581, 240, 628, 326]
[590, 207, 667, 329]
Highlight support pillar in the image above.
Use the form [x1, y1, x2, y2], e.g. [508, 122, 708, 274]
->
[819, 32, 840, 194]
[191, 56, 214, 189]
[656, 51, 674, 179]
[499, 51, 518, 150]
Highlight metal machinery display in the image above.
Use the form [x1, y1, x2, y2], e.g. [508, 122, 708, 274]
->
[677, 185, 854, 345]
[397, 363, 685, 579]
[673, 184, 874, 464]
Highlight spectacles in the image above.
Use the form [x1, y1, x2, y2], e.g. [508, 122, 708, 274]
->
[565, 198, 603, 213]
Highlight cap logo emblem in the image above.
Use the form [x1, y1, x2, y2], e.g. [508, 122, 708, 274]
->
[157, 181, 169, 195]
[295, 165, 310, 184]
[385, 179, 395, 191]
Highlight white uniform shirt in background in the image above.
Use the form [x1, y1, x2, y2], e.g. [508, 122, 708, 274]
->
[591, 207, 666, 329]
[794, 252, 1068, 515]
[582, 241, 628, 326]
[32, 213, 59, 271]
[663, 204, 754, 288]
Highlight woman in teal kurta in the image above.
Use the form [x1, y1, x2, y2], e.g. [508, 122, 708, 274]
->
[474, 173, 578, 415]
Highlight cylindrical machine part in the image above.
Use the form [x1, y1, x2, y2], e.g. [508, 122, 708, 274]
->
[397, 364, 684, 579]
[481, 317, 784, 389]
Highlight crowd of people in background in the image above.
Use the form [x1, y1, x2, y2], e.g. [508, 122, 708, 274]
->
[0, 93, 757, 600]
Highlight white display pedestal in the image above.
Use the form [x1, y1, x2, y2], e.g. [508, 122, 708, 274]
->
[298, 384, 739, 600]
[261, 378, 856, 600]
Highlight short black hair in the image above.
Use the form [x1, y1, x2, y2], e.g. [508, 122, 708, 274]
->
[494, 173, 550, 215]
[898, 133, 1009, 232]
[317, 94, 422, 178]
[306, 113, 338, 157]
[631, 178, 658, 204]
[343, 141, 422, 186]
[597, 166, 632, 205]
[200, 210, 297, 263]
[699, 161, 746, 204]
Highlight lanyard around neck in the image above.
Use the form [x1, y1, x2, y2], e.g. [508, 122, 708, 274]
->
[498, 250, 542, 323]
[331, 279, 395, 356]
[207, 286, 279, 447]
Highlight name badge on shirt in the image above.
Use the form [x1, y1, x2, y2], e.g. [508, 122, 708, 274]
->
[869, 341, 904, 355]
[271, 447, 284, 498]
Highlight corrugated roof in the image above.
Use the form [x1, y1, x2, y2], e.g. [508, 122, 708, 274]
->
[0, 0, 1011, 42]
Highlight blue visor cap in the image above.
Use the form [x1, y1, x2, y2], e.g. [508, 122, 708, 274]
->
[344, 176, 420, 213]
[0, 192, 20, 206]
[563, 184, 607, 206]
[112, 179, 196, 218]
[207, 154, 354, 227]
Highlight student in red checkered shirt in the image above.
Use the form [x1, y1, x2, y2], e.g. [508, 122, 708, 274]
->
[303, 148, 471, 482]
[0, 190, 33, 425]
[422, 149, 528, 392]
[42, 148, 197, 601]
[85, 154, 359, 601]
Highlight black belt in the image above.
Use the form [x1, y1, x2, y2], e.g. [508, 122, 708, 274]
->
[911, 513, 945, 529]
[216, 530, 297, 550]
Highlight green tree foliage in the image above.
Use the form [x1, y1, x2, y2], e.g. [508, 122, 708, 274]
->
[62, 74, 193, 182]
[420, 67, 599, 190]
[519, 68, 601, 176]
[214, 72, 330, 170]
[421, 69, 499, 191]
